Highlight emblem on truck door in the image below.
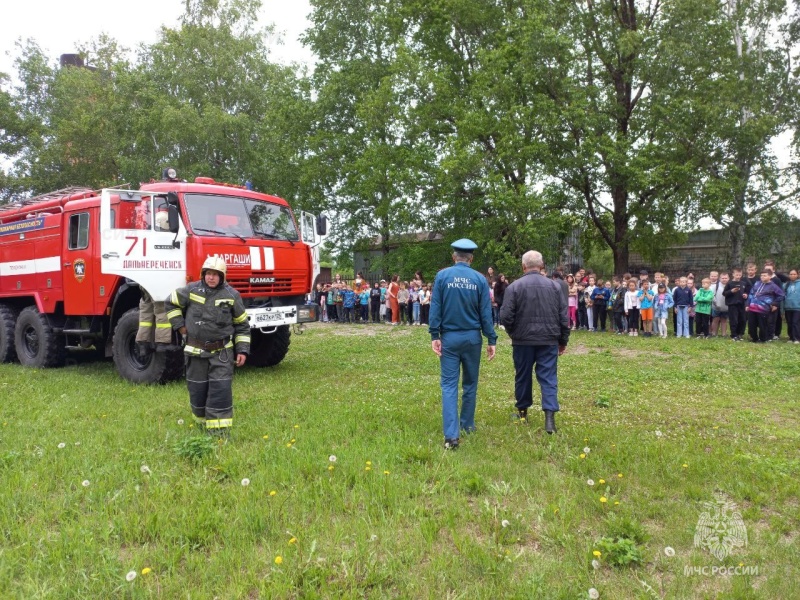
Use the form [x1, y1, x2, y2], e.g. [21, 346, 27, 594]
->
[73, 259, 86, 282]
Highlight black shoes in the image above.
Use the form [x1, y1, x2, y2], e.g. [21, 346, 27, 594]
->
[444, 438, 460, 450]
[517, 408, 529, 425]
[544, 410, 557, 434]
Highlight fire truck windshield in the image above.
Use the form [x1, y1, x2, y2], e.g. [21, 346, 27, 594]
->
[184, 194, 300, 242]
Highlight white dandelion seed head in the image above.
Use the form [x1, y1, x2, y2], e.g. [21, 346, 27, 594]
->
[587, 479, 595, 486]
[177, 419, 184, 425]
[74, 442, 81, 446]
[591, 559, 600, 570]
[329, 455, 337, 463]
[370, 534, 378, 541]
[57, 442, 66, 449]
[134, 485, 141, 492]
[583, 447, 591, 454]
[655, 430, 663, 437]
[664, 546, 675, 557]
[126, 570, 137, 582]
[501, 520, 510, 528]
[140, 465, 151, 474]
[82, 480, 90, 487]
[588, 588, 600, 600]
[241, 478, 250, 486]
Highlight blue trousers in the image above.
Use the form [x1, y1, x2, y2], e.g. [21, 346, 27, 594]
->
[512, 344, 560, 413]
[676, 306, 689, 337]
[439, 330, 482, 440]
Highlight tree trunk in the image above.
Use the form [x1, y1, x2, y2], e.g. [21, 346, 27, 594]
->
[729, 219, 746, 270]
[612, 185, 630, 274]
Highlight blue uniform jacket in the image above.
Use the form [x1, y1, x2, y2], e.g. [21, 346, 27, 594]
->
[429, 262, 497, 345]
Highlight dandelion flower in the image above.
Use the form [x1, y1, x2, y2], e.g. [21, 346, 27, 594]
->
[294, 424, 299, 429]
[140, 465, 151, 474]
[290, 438, 296, 443]
[177, 419, 184, 425]
[614, 501, 620, 506]
[592, 550, 602, 557]
[383, 470, 390, 475]
[584, 438, 589, 442]
[286, 443, 292, 448]
[617, 473, 623, 478]
[241, 478, 250, 487]
[82, 480, 90, 487]
[579, 453, 586, 459]
[583, 447, 591, 454]
[365, 466, 371, 471]
[57, 442, 66, 449]
[682, 463, 688, 468]
[611, 443, 616, 448]
[141, 567, 152, 575]
[328, 465, 334, 471]
[329, 455, 337, 462]
[588, 588, 600, 600]
[262, 434, 268, 439]
[75, 442, 81, 446]
[269, 490, 277, 496]
[655, 430, 663, 437]
[366, 461, 372, 466]
[274, 556, 283, 565]
[501, 520, 510, 528]
[664, 546, 675, 557]
[591, 559, 600, 570]
[587, 479, 595, 486]
[599, 496, 607, 503]
[598, 479, 605, 484]
[126, 570, 137, 582]
[288, 537, 297, 544]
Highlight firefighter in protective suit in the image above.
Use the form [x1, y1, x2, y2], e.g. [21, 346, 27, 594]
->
[165, 257, 250, 433]
[136, 210, 173, 354]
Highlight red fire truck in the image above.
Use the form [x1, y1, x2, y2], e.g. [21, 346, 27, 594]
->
[0, 171, 326, 383]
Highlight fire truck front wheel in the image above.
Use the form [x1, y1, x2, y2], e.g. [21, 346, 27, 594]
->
[14, 306, 66, 368]
[113, 308, 184, 384]
[248, 326, 291, 368]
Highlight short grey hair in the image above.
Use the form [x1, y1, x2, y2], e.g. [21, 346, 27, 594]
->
[522, 250, 544, 270]
[453, 250, 473, 262]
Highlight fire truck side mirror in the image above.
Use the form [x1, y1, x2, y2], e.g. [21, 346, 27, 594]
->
[316, 215, 328, 236]
[167, 192, 179, 205]
[167, 205, 180, 234]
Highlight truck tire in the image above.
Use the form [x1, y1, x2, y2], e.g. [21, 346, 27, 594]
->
[112, 308, 184, 384]
[14, 306, 66, 368]
[0, 303, 20, 363]
[248, 326, 291, 367]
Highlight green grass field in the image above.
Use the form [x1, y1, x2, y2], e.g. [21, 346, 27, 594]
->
[1, 324, 798, 599]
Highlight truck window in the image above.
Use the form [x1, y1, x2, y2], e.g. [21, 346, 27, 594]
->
[115, 197, 152, 230]
[184, 194, 299, 242]
[68, 213, 90, 250]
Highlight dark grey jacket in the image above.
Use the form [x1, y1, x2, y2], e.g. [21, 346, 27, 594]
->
[499, 271, 570, 346]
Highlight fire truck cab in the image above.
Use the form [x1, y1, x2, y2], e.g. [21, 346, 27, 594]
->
[0, 174, 326, 384]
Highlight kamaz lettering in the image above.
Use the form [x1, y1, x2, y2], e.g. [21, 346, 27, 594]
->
[250, 277, 276, 284]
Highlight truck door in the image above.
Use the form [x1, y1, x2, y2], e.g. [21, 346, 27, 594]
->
[300, 211, 321, 292]
[99, 190, 187, 301]
[62, 210, 94, 315]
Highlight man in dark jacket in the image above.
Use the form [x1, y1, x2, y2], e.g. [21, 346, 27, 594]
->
[499, 251, 569, 434]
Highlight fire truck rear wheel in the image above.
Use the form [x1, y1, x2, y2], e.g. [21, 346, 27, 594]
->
[0, 303, 20, 363]
[14, 306, 66, 368]
[113, 308, 184, 384]
[248, 326, 291, 367]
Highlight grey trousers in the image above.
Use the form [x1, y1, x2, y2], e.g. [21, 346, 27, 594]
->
[186, 349, 235, 429]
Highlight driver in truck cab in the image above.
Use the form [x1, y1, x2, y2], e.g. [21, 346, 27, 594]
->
[164, 257, 250, 434]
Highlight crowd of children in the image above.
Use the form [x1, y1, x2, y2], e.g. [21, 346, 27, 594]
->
[564, 261, 799, 343]
[310, 261, 800, 344]
[312, 271, 433, 326]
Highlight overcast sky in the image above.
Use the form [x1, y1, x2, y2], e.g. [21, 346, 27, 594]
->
[0, 0, 314, 75]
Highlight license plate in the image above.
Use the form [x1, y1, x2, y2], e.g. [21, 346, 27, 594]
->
[255, 312, 282, 322]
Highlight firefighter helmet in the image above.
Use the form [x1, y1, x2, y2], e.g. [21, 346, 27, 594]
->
[201, 256, 227, 282]
[155, 210, 169, 231]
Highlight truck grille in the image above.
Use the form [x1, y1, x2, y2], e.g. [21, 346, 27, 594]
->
[226, 271, 308, 296]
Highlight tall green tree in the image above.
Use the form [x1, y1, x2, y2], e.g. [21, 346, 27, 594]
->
[683, 0, 800, 268]
[303, 0, 426, 265]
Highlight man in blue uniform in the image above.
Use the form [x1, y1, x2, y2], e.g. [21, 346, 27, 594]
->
[429, 239, 497, 450]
